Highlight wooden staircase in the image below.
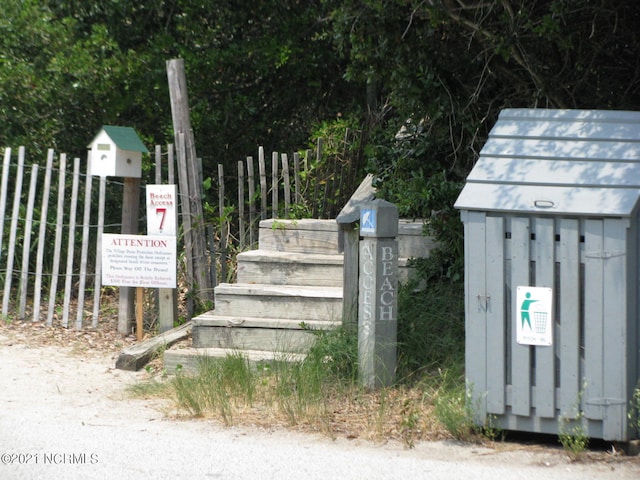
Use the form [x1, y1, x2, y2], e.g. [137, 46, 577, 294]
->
[163, 218, 432, 372]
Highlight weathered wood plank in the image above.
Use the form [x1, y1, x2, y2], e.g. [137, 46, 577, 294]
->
[47, 153, 67, 326]
[259, 146, 267, 220]
[559, 218, 580, 418]
[583, 219, 604, 421]
[33, 149, 54, 322]
[236, 250, 343, 287]
[92, 176, 106, 328]
[533, 216, 555, 418]
[18, 164, 38, 319]
[2, 146, 24, 316]
[486, 215, 505, 415]
[75, 164, 93, 329]
[115, 321, 192, 371]
[213, 283, 342, 321]
[62, 157, 80, 328]
[259, 219, 339, 254]
[511, 216, 532, 416]
[601, 218, 627, 439]
[463, 210, 488, 421]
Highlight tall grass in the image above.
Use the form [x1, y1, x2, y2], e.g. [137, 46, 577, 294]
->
[131, 279, 470, 444]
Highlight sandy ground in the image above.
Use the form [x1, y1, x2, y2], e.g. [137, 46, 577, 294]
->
[0, 323, 639, 480]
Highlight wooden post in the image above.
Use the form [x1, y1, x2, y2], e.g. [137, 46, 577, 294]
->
[136, 287, 144, 341]
[259, 146, 267, 220]
[155, 145, 178, 334]
[272, 151, 278, 218]
[75, 163, 93, 329]
[282, 153, 290, 218]
[18, 164, 39, 319]
[247, 156, 256, 248]
[62, 157, 80, 328]
[92, 176, 106, 328]
[33, 149, 54, 322]
[218, 164, 227, 283]
[293, 152, 302, 205]
[177, 133, 194, 319]
[118, 176, 141, 334]
[47, 153, 67, 326]
[167, 58, 213, 309]
[238, 160, 245, 249]
[2, 146, 24, 316]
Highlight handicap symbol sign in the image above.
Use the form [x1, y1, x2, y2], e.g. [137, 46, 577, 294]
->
[360, 209, 376, 233]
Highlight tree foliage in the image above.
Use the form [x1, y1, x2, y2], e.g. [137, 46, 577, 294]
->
[2, 1, 640, 278]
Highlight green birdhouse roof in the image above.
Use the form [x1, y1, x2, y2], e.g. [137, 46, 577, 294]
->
[96, 126, 149, 153]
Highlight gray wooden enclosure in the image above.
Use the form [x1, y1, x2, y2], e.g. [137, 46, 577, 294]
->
[455, 108, 640, 441]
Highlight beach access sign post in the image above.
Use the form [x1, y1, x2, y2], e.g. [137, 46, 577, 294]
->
[101, 185, 178, 339]
[358, 199, 399, 390]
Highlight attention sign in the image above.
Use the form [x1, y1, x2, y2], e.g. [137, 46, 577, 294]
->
[101, 234, 177, 288]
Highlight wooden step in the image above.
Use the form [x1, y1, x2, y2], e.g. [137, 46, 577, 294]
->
[192, 315, 338, 351]
[213, 283, 343, 322]
[164, 347, 306, 375]
[258, 219, 339, 254]
[236, 250, 343, 287]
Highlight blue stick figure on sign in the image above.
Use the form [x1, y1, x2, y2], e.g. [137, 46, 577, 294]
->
[520, 292, 538, 330]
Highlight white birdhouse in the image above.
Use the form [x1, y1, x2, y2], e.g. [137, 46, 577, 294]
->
[88, 126, 148, 178]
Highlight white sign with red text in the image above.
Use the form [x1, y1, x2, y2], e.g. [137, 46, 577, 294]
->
[145, 184, 177, 236]
[101, 234, 177, 288]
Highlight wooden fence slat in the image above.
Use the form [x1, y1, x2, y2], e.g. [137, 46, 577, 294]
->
[155, 145, 162, 184]
[259, 146, 267, 220]
[583, 219, 604, 421]
[18, 164, 39, 319]
[312, 140, 322, 218]
[559, 218, 580, 418]
[2, 146, 25, 316]
[238, 160, 245, 249]
[168, 143, 175, 184]
[92, 176, 107, 328]
[511, 217, 532, 416]
[293, 152, 301, 205]
[47, 153, 67, 326]
[62, 157, 80, 328]
[246, 156, 256, 248]
[218, 164, 228, 283]
[0, 148, 12, 272]
[486, 215, 506, 415]
[534, 216, 556, 418]
[271, 151, 278, 218]
[282, 153, 290, 217]
[177, 133, 194, 319]
[33, 149, 54, 322]
[75, 164, 93, 329]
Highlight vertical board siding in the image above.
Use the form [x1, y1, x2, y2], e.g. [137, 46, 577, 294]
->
[583, 219, 605, 421]
[464, 210, 488, 422]
[533, 217, 556, 418]
[510, 217, 532, 416]
[486, 215, 506, 415]
[600, 218, 627, 438]
[559, 218, 581, 418]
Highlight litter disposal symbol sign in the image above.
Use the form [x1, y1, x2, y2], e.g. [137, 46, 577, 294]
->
[516, 286, 553, 346]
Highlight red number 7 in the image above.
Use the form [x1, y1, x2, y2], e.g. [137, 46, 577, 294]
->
[156, 208, 167, 231]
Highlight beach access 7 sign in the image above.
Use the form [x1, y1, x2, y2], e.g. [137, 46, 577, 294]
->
[146, 184, 177, 236]
[101, 234, 177, 288]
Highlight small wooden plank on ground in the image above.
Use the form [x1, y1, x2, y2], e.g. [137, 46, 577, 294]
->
[115, 321, 192, 371]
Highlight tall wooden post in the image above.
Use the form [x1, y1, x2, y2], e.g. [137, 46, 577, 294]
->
[118, 177, 141, 334]
[166, 58, 213, 311]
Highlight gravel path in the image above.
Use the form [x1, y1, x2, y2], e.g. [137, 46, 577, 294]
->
[1, 339, 639, 480]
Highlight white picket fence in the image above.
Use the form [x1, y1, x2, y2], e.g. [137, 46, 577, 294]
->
[1, 146, 119, 328]
[0, 138, 356, 331]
